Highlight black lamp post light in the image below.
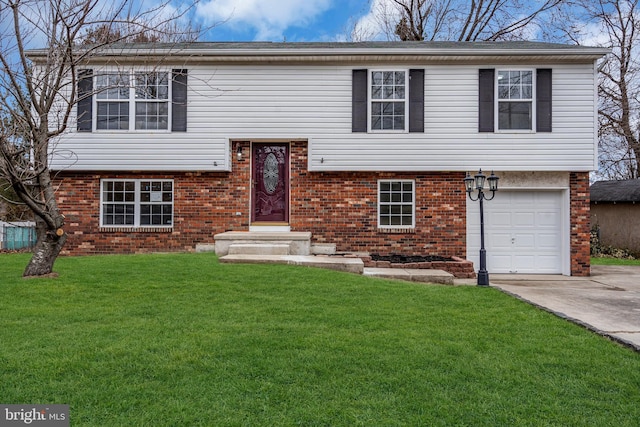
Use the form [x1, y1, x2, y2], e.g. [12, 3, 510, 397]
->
[464, 169, 499, 286]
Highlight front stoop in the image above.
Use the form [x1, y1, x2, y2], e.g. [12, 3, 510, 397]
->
[214, 231, 312, 256]
[228, 243, 291, 256]
[219, 254, 364, 274]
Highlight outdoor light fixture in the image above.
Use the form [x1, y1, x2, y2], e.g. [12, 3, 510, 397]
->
[464, 169, 499, 286]
[236, 145, 243, 161]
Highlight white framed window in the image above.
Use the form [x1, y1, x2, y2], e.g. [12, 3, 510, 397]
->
[496, 69, 534, 131]
[135, 72, 169, 130]
[378, 180, 415, 228]
[96, 73, 130, 130]
[369, 70, 408, 132]
[101, 179, 173, 227]
[95, 71, 170, 131]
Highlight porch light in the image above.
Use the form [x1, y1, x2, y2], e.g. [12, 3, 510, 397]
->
[236, 145, 243, 161]
[464, 169, 499, 286]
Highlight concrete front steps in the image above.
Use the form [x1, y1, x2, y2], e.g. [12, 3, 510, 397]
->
[219, 254, 365, 274]
[214, 231, 314, 257]
[210, 231, 457, 284]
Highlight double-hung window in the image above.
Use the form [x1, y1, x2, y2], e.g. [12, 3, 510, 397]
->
[101, 179, 173, 228]
[95, 71, 170, 131]
[135, 72, 169, 130]
[96, 73, 129, 130]
[370, 70, 408, 131]
[497, 70, 533, 131]
[378, 180, 415, 228]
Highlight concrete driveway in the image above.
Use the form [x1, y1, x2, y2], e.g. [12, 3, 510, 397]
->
[489, 265, 640, 351]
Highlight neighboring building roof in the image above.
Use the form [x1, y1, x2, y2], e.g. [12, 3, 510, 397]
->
[26, 41, 609, 64]
[591, 179, 640, 203]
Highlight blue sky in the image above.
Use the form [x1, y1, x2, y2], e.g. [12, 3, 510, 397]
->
[194, 0, 374, 42]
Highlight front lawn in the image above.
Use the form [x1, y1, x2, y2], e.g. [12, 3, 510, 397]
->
[1, 253, 639, 426]
[592, 256, 640, 266]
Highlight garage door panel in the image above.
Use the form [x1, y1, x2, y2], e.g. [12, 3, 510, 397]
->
[536, 255, 562, 274]
[538, 233, 560, 248]
[489, 254, 512, 271]
[490, 233, 513, 250]
[513, 212, 535, 227]
[467, 190, 564, 274]
[513, 233, 535, 249]
[513, 255, 536, 270]
[491, 212, 512, 227]
[538, 212, 560, 226]
[511, 192, 534, 203]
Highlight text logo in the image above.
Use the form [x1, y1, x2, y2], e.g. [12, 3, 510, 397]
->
[1, 405, 69, 427]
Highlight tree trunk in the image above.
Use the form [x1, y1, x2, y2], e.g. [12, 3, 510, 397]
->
[23, 217, 67, 277]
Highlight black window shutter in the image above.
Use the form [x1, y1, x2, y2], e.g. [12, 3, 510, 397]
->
[172, 69, 188, 132]
[478, 69, 494, 132]
[536, 69, 552, 132]
[409, 69, 424, 133]
[352, 69, 368, 132]
[77, 69, 93, 132]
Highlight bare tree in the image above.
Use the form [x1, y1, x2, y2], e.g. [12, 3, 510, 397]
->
[361, 0, 564, 41]
[0, 0, 200, 276]
[552, 0, 639, 180]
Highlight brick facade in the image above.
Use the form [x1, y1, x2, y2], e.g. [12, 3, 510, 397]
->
[289, 141, 466, 257]
[54, 141, 590, 276]
[570, 171, 591, 276]
[55, 141, 468, 259]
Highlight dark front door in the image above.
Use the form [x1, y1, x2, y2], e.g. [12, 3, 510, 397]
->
[251, 143, 289, 223]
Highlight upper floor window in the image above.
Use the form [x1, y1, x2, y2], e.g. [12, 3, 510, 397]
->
[95, 71, 170, 131]
[497, 70, 533, 130]
[96, 73, 129, 130]
[369, 70, 408, 131]
[135, 72, 169, 130]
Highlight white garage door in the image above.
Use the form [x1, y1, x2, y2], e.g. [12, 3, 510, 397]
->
[467, 191, 564, 274]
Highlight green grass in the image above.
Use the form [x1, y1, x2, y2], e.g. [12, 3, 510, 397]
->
[1, 253, 639, 426]
[592, 256, 640, 266]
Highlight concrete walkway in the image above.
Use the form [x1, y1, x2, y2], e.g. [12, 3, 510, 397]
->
[489, 265, 640, 352]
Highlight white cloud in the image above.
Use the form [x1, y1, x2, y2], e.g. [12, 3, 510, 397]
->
[196, 0, 334, 40]
[350, 0, 396, 41]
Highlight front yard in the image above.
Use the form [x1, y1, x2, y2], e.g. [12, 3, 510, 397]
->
[1, 253, 639, 426]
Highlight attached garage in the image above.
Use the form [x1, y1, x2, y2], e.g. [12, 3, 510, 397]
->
[467, 189, 569, 275]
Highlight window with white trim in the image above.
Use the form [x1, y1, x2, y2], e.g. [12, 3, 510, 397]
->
[135, 72, 169, 130]
[95, 71, 170, 131]
[378, 180, 415, 228]
[101, 179, 173, 227]
[370, 70, 407, 131]
[497, 70, 533, 130]
[96, 73, 129, 130]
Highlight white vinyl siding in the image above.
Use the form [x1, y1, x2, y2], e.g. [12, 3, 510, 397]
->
[53, 62, 598, 172]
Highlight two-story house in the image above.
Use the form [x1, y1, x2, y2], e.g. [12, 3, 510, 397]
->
[28, 41, 607, 276]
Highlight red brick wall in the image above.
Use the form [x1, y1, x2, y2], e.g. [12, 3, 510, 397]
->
[570, 171, 591, 276]
[290, 141, 467, 257]
[55, 141, 468, 258]
[56, 141, 252, 255]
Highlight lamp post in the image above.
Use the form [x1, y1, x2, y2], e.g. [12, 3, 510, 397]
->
[464, 169, 499, 286]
